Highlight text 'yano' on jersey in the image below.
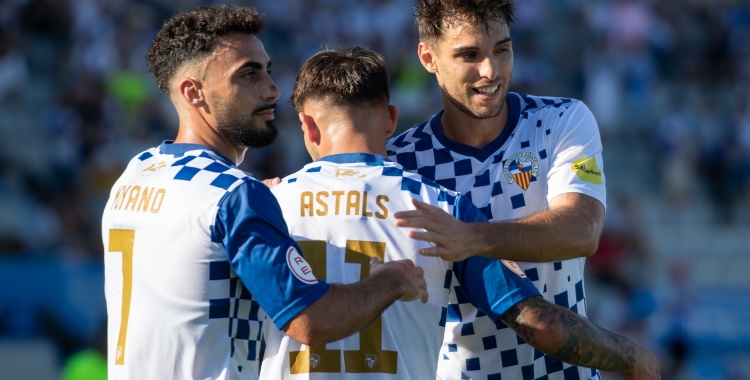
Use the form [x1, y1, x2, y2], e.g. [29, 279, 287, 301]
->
[102, 141, 328, 380]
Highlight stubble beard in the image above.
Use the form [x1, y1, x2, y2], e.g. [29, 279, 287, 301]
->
[441, 83, 506, 120]
[213, 97, 278, 149]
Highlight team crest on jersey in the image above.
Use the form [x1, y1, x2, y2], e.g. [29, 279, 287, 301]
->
[286, 247, 318, 284]
[310, 354, 321, 368]
[365, 354, 378, 369]
[503, 152, 539, 191]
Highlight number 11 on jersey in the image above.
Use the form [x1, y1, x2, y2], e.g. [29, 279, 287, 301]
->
[290, 240, 398, 374]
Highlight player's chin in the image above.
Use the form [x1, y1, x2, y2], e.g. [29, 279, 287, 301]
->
[470, 105, 504, 119]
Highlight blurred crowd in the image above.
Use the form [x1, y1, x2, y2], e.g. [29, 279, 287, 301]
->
[0, 0, 749, 379]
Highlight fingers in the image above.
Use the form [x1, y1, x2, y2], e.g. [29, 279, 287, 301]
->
[370, 257, 383, 265]
[408, 229, 443, 245]
[394, 215, 439, 229]
[413, 198, 445, 212]
[393, 209, 428, 219]
[418, 245, 449, 258]
[419, 287, 429, 304]
[263, 177, 281, 187]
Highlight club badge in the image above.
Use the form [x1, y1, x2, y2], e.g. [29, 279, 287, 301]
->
[503, 152, 539, 191]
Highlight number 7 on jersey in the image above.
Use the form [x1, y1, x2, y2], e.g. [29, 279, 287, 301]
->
[107, 229, 135, 365]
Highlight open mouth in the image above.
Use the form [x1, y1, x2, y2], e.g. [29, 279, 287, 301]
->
[474, 86, 499, 96]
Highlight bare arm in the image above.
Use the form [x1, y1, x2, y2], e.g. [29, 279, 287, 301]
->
[501, 296, 660, 379]
[283, 258, 427, 346]
[394, 193, 604, 262]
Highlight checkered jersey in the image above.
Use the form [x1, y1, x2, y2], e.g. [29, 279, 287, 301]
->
[387, 93, 606, 380]
[262, 153, 539, 380]
[102, 141, 328, 380]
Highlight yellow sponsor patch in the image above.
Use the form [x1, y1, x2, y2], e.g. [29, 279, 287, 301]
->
[571, 157, 603, 184]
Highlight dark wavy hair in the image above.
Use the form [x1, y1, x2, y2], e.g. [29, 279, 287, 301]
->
[291, 47, 390, 112]
[415, 0, 515, 42]
[146, 5, 265, 96]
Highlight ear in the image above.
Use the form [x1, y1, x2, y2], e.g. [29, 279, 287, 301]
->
[178, 78, 205, 108]
[385, 105, 399, 138]
[418, 41, 438, 74]
[299, 112, 321, 145]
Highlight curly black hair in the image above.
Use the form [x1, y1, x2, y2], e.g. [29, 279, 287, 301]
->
[291, 46, 389, 112]
[414, 0, 515, 42]
[146, 5, 265, 96]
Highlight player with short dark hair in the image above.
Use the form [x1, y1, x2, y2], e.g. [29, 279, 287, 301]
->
[389, 0, 661, 379]
[101, 6, 427, 379]
[265, 46, 658, 379]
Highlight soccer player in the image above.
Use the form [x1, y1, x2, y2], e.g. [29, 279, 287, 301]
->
[100, 6, 427, 380]
[387, 1, 659, 379]
[262, 46, 658, 379]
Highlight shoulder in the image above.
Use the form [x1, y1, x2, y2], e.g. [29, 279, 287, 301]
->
[382, 162, 465, 213]
[171, 150, 255, 196]
[386, 119, 436, 157]
[269, 163, 326, 197]
[515, 93, 592, 123]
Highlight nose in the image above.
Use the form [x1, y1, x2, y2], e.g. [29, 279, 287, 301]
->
[263, 76, 281, 102]
[478, 55, 499, 81]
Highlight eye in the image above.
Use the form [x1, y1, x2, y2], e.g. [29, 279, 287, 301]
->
[242, 70, 255, 78]
[267, 69, 273, 75]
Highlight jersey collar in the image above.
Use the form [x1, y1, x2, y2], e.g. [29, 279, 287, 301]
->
[159, 140, 235, 167]
[430, 92, 520, 162]
[317, 153, 391, 165]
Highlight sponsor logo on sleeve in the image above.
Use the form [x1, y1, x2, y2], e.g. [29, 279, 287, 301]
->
[501, 260, 527, 278]
[571, 157, 603, 184]
[503, 152, 539, 191]
[286, 247, 318, 284]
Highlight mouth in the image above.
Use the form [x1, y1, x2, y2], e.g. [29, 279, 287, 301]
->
[473, 85, 499, 96]
[254, 104, 276, 120]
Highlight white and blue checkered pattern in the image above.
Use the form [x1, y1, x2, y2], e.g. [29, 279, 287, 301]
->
[388, 93, 606, 380]
[208, 260, 266, 366]
[167, 150, 249, 191]
[104, 143, 269, 379]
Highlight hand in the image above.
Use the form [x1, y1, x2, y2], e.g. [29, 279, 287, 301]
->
[394, 199, 481, 262]
[369, 257, 428, 304]
[622, 346, 660, 380]
[263, 177, 281, 188]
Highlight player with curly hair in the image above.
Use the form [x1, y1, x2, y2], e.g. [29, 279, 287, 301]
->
[102, 6, 428, 379]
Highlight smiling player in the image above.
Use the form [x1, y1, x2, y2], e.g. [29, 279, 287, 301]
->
[388, 0, 659, 379]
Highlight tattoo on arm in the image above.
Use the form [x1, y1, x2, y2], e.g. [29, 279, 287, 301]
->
[502, 296, 636, 373]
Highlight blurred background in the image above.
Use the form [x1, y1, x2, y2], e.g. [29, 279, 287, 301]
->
[0, 0, 749, 379]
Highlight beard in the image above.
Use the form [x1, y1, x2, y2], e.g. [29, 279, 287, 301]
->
[440, 83, 506, 120]
[213, 98, 278, 148]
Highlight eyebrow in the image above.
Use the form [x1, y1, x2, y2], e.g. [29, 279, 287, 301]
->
[237, 60, 272, 71]
[452, 37, 512, 55]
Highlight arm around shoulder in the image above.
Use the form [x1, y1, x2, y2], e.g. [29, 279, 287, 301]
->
[283, 257, 428, 346]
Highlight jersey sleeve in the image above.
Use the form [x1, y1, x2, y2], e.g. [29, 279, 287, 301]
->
[451, 195, 541, 320]
[546, 101, 606, 209]
[214, 179, 330, 329]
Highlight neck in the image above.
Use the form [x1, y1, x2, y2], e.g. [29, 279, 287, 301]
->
[440, 95, 509, 150]
[317, 124, 388, 159]
[173, 114, 247, 165]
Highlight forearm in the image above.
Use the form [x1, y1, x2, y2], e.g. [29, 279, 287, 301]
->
[501, 296, 638, 373]
[473, 196, 603, 262]
[284, 273, 403, 346]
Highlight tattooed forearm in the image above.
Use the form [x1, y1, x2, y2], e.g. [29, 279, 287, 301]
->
[501, 296, 637, 373]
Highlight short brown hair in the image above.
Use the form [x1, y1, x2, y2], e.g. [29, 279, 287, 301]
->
[415, 0, 515, 42]
[146, 5, 265, 96]
[291, 47, 390, 112]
